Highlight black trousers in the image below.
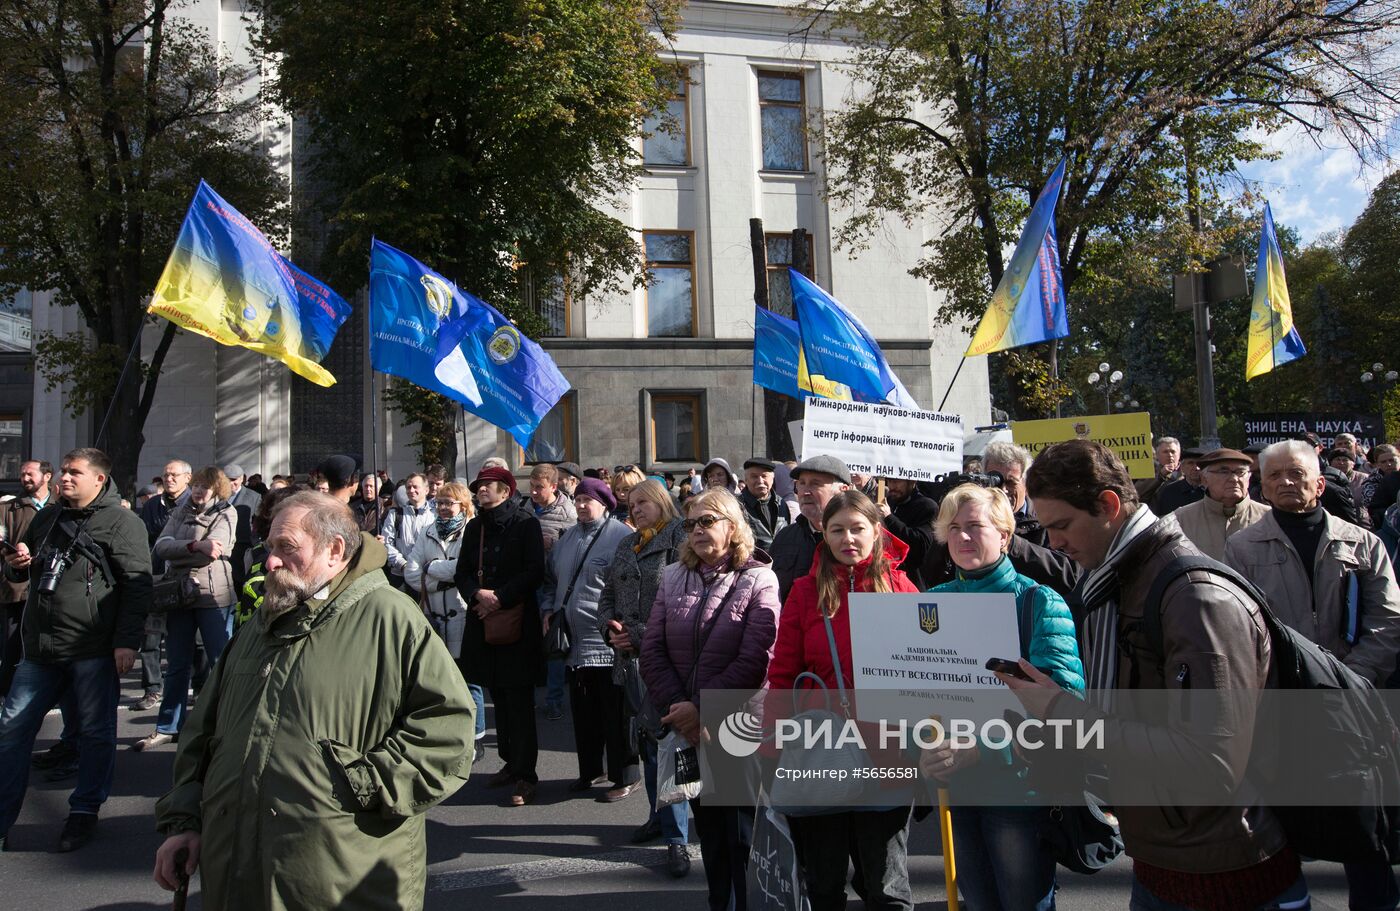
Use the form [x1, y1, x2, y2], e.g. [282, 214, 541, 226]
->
[566, 665, 638, 784]
[691, 800, 755, 911]
[0, 602, 22, 697]
[137, 615, 165, 694]
[790, 807, 913, 911]
[490, 684, 538, 783]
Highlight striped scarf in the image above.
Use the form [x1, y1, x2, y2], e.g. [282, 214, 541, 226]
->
[1076, 505, 1158, 705]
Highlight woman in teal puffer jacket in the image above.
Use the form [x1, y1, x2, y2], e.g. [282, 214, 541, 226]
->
[920, 483, 1083, 911]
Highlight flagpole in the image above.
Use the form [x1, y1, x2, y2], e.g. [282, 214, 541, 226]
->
[94, 323, 147, 451]
[937, 357, 967, 412]
[369, 368, 381, 532]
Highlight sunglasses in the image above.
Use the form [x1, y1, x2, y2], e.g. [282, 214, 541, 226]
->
[682, 514, 730, 532]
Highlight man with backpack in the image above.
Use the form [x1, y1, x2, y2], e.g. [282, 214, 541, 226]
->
[1006, 440, 1306, 910]
[1227, 438, 1400, 909]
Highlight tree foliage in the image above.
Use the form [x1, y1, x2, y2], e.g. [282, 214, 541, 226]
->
[811, 0, 1400, 416]
[252, 0, 678, 462]
[0, 0, 286, 491]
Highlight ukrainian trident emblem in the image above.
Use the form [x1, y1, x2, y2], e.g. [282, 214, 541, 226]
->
[918, 602, 940, 635]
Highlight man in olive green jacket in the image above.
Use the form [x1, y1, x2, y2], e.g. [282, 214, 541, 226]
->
[153, 492, 474, 910]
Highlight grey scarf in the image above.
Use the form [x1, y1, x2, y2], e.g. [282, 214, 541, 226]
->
[1076, 505, 1158, 706]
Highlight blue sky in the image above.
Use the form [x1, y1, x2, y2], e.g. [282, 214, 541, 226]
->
[1235, 125, 1397, 244]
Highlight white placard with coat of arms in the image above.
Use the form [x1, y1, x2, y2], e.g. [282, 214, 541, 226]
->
[847, 593, 1021, 724]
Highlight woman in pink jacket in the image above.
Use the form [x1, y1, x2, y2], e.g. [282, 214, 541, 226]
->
[640, 488, 781, 911]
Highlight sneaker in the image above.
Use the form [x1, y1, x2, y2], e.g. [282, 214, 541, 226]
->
[545, 704, 563, 721]
[30, 743, 77, 770]
[630, 818, 662, 844]
[128, 691, 162, 712]
[56, 814, 97, 853]
[131, 732, 175, 752]
[666, 844, 692, 878]
[509, 780, 537, 807]
[601, 781, 641, 803]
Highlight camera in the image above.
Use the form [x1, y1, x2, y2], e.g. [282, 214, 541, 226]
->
[36, 550, 70, 595]
[926, 470, 1006, 505]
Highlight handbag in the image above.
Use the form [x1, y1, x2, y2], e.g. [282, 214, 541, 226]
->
[475, 527, 523, 646]
[542, 517, 613, 659]
[769, 607, 870, 816]
[1040, 792, 1124, 874]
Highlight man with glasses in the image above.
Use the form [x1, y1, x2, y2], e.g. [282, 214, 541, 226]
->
[1174, 449, 1270, 561]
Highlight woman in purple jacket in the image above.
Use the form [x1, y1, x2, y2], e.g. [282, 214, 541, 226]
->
[640, 488, 781, 911]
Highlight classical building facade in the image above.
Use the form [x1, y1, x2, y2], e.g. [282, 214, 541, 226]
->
[6, 0, 989, 489]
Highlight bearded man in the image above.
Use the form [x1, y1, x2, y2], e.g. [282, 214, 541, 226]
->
[153, 491, 474, 910]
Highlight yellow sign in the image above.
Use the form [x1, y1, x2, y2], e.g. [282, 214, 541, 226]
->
[1011, 411, 1156, 479]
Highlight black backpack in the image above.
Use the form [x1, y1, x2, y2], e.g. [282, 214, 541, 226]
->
[1140, 555, 1400, 864]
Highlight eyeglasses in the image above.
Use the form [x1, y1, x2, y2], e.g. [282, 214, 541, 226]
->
[683, 514, 731, 532]
[1205, 467, 1250, 479]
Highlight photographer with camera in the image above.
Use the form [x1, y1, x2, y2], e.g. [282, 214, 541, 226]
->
[0, 448, 152, 853]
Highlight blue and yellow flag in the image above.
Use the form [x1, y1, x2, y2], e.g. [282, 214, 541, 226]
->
[150, 181, 350, 386]
[790, 270, 916, 405]
[753, 306, 804, 399]
[1246, 202, 1306, 381]
[965, 160, 1071, 356]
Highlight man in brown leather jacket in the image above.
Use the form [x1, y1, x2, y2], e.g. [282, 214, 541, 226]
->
[1004, 440, 1305, 910]
[0, 459, 52, 695]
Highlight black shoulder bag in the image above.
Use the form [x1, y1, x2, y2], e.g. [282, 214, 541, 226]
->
[544, 518, 613, 659]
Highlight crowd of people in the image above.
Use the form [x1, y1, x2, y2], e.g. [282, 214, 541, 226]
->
[0, 424, 1398, 910]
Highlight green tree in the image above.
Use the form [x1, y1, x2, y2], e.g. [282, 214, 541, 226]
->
[252, 0, 678, 466]
[812, 0, 1400, 416]
[0, 1, 287, 493]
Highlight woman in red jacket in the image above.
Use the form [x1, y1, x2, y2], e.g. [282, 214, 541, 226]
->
[766, 489, 918, 911]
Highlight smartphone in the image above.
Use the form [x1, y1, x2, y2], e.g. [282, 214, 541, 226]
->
[0, 540, 17, 557]
[985, 657, 1032, 680]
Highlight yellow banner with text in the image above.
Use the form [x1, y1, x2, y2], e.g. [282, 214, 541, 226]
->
[1011, 411, 1155, 479]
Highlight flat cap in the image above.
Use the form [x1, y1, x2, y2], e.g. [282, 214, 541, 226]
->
[1197, 448, 1252, 467]
[790, 454, 852, 485]
[743, 458, 778, 472]
[1180, 447, 1206, 461]
[555, 461, 583, 481]
[223, 463, 246, 480]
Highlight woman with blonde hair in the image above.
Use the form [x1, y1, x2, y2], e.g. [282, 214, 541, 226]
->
[640, 488, 781, 909]
[764, 489, 918, 911]
[135, 466, 237, 751]
[919, 483, 1083, 911]
[598, 480, 688, 867]
[610, 465, 647, 524]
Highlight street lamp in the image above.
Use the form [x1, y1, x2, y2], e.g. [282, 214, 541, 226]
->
[1361, 363, 1400, 422]
[1087, 365, 1124, 413]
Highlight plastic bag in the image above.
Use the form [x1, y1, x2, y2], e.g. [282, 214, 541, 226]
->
[656, 729, 705, 808]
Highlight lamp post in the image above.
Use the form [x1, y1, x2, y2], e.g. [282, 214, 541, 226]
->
[1361, 363, 1399, 426]
[1087, 363, 1124, 413]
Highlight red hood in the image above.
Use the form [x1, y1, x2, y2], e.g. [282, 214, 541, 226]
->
[803, 526, 910, 581]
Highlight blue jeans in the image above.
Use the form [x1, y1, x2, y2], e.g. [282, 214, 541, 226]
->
[950, 805, 1056, 911]
[469, 684, 486, 738]
[1130, 873, 1310, 911]
[0, 656, 119, 834]
[642, 736, 689, 845]
[156, 607, 231, 735]
[545, 658, 565, 709]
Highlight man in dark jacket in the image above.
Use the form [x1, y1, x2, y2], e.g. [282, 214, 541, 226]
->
[1007, 440, 1302, 908]
[134, 459, 191, 711]
[455, 467, 546, 807]
[1153, 446, 1207, 514]
[878, 477, 935, 588]
[1295, 432, 1364, 526]
[738, 458, 790, 552]
[769, 455, 850, 604]
[1, 459, 51, 696]
[0, 448, 152, 853]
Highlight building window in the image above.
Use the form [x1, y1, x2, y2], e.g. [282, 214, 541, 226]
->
[523, 270, 569, 337]
[648, 392, 703, 463]
[765, 233, 815, 318]
[643, 69, 690, 167]
[644, 231, 695, 337]
[0, 291, 33, 353]
[0, 412, 25, 482]
[758, 71, 807, 172]
[521, 392, 577, 464]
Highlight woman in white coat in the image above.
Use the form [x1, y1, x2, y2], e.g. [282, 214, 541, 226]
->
[406, 481, 486, 744]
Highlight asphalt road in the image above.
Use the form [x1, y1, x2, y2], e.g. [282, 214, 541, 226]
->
[0, 678, 1361, 910]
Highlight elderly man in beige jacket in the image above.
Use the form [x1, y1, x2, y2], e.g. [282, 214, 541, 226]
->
[1225, 439, 1400, 685]
[1174, 448, 1270, 560]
